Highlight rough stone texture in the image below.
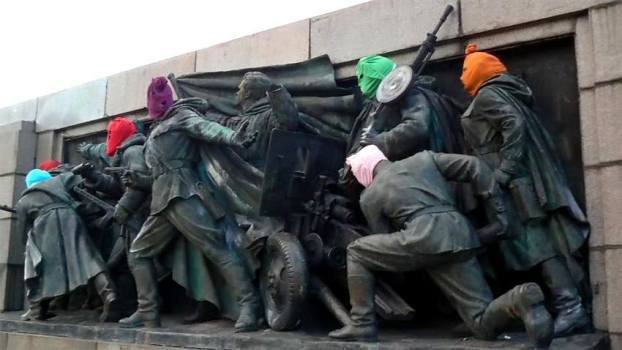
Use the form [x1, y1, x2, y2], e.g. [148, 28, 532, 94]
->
[590, 3, 622, 84]
[584, 168, 604, 248]
[105, 53, 196, 117]
[575, 17, 595, 89]
[0, 100, 37, 128]
[35, 79, 107, 132]
[589, 249, 608, 330]
[5, 333, 29, 350]
[310, 0, 459, 64]
[471, 18, 575, 52]
[461, 0, 618, 35]
[600, 164, 622, 246]
[30, 335, 97, 350]
[610, 333, 622, 350]
[579, 89, 599, 167]
[196, 20, 310, 73]
[605, 248, 622, 333]
[594, 81, 622, 164]
[0, 311, 609, 350]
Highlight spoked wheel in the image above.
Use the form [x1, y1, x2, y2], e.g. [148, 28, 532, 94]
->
[259, 231, 309, 331]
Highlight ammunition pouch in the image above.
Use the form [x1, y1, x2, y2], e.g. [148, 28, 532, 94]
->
[508, 177, 546, 222]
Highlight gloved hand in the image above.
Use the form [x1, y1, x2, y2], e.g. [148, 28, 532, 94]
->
[494, 168, 512, 187]
[76, 142, 91, 157]
[359, 126, 380, 147]
[234, 131, 259, 149]
[113, 204, 129, 224]
[482, 195, 509, 242]
[121, 170, 135, 187]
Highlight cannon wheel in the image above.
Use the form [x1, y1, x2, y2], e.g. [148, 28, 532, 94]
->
[259, 231, 309, 331]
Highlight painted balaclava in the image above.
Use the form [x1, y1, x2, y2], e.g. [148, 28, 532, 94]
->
[346, 145, 388, 188]
[106, 117, 137, 156]
[38, 159, 61, 171]
[461, 43, 507, 96]
[25, 169, 52, 188]
[147, 76, 174, 119]
[236, 71, 272, 112]
[355, 55, 396, 100]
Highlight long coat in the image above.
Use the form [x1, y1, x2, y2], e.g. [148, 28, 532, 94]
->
[351, 151, 492, 270]
[16, 173, 106, 302]
[461, 73, 588, 273]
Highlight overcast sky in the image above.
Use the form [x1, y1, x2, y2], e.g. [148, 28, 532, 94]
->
[0, 0, 368, 109]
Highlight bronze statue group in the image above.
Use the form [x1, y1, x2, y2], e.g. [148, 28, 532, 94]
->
[15, 43, 590, 349]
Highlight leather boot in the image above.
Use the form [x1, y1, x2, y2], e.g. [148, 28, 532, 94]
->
[219, 259, 260, 332]
[119, 257, 161, 328]
[540, 257, 591, 337]
[21, 299, 55, 321]
[329, 258, 378, 342]
[182, 301, 220, 324]
[93, 272, 123, 322]
[479, 283, 553, 349]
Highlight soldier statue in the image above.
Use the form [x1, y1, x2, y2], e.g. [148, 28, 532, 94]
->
[16, 169, 122, 322]
[459, 43, 590, 337]
[118, 77, 261, 332]
[328, 146, 554, 349]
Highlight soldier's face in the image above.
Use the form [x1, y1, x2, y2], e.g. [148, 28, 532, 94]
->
[236, 80, 248, 106]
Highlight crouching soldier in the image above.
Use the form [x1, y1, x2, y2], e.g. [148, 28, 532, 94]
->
[119, 77, 261, 331]
[329, 146, 553, 349]
[16, 169, 122, 322]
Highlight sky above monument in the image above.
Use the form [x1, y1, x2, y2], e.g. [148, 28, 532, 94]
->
[0, 0, 368, 109]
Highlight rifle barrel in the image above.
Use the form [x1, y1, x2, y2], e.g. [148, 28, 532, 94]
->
[431, 5, 454, 36]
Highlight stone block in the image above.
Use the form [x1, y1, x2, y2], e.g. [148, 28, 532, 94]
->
[196, 20, 310, 72]
[461, 0, 617, 35]
[0, 263, 24, 311]
[30, 335, 96, 350]
[589, 249, 608, 330]
[579, 89, 599, 167]
[584, 168, 605, 247]
[36, 79, 107, 132]
[610, 333, 622, 350]
[35, 131, 55, 167]
[0, 99, 37, 127]
[310, 0, 459, 64]
[605, 248, 622, 333]
[590, 3, 622, 84]
[106, 53, 196, 117]
[471, 18, 575, 52]
[5, 333, 30, 350]
[575, 17, 595, 89]
[600, 164, 622, 246]
[0, 218, 23, 266]
[594, 82, 622, 163]
[0, 332, 7, 350]
[0, 121, 36, 176]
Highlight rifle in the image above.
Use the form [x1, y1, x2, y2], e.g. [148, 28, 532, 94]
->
[375, 5, 455, 104]
[71, 185, 143, 233]
[0, 204, 16, 213]
[104, 167, 127, 176]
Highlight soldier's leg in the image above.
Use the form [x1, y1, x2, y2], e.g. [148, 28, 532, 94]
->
[92, 271, 123, 322]
[164, 197, 260, 332]
[427, 257, 553, 348]
[538, 256, 590, 337]
[329, 233, 440, 341]
[21, 298, 55, 321]
[119, 215, 177, 328]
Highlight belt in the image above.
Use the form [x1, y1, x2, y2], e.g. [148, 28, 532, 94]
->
[473, 144, 499, 155]
[153, 160, 195, 177]
[411, 205, 456, 219]
[39, 202, 69, 215]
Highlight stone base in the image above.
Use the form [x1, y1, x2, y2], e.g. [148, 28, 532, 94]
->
[0, 310, 609, 350]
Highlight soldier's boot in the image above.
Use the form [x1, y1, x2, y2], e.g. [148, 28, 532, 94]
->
[21, 299, 55, 321]
[328, 259, 377, 342]
[93, 272, 123, 322]
[479, 282, 553, 349]
[540, 257, 591, 337]
[182, 301, 220, 324]
[220, 260, 260, 333]
[119, 258, 161, 328]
